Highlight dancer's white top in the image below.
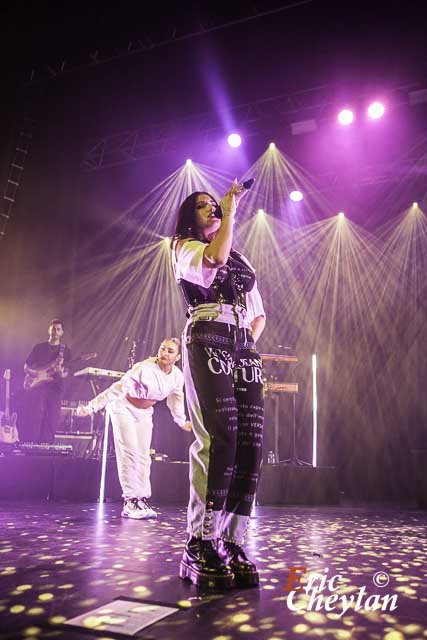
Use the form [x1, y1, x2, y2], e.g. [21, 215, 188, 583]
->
[86, 357, 187, 426]
[172, 239, 265, 323]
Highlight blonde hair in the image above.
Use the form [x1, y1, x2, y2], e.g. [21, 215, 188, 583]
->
[163, 337, 181, 353]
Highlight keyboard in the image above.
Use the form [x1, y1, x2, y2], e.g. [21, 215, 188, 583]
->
[74, 367, 125, 380]
[18, 443, 73, 455]
[260, 353, 298, 363]
[264, 381, 299, 394]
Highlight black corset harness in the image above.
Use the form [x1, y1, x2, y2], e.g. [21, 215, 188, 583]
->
[179, 249, 255, 309]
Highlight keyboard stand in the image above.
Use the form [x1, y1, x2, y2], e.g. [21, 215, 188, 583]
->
[83, 379, 115, 461]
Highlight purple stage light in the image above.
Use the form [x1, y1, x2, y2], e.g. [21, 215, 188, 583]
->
[228, 133, 242, 148]
[290, 190, 303, 202]
[337, 109, 354, 126]
[367, 101, 385, 120]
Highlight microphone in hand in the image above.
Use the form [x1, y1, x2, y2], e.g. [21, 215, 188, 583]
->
[213, 178, 255, 219]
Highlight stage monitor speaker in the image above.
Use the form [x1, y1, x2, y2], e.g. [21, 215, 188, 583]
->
[54, 434, 92, 458]
[59, 404, 94, 434]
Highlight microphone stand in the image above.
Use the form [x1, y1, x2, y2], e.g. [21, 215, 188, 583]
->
[274, 344, 311, 467]
[281, 391, 311, 467]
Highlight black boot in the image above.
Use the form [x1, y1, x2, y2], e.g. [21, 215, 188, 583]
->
[179, 537, 234, 589]
[217, 539, 259, 587]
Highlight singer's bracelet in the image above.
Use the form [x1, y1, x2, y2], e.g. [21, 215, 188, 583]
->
[222, 212, 235, 219]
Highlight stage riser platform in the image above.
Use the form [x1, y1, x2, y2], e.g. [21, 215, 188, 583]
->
[0, 457, 339, 505]
[257, 464, 340, 505]
[0, 457, 190, 503]
[0, 458, 339, 505]
[1, 456, 425, 506]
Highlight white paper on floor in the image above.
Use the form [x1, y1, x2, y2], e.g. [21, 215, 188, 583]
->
[65, 598, 179, 635]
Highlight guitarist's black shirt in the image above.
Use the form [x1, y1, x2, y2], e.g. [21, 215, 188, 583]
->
[25, 342, 72, 390]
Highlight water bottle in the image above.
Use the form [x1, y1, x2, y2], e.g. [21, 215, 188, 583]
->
[267, 450, 275, 464]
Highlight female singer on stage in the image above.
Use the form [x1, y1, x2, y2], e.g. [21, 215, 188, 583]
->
[171, 181, 266, 588]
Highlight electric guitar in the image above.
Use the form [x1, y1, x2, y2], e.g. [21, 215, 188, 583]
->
[23, 352, 97, 391]
[0, 369, 19, 444]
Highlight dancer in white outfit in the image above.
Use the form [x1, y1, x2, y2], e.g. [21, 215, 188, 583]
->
[76, 338, 192, 519]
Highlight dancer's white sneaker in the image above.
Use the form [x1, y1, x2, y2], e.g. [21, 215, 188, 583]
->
[121, 498, 157, 520]
[137, 497, 157, 519]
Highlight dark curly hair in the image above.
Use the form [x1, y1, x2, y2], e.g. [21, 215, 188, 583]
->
[172, 191, 218, 243]
[49, 318, 64, 329]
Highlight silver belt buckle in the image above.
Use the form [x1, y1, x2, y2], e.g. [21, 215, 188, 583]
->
[195, 308, 221, 322]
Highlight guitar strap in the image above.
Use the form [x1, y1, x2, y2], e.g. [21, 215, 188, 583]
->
[58, 343, 66, 361]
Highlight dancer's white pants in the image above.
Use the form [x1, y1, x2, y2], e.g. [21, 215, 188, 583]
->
[109, 400, 154, 500]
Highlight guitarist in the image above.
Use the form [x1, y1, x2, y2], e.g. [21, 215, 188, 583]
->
[22, 319, 71, 444]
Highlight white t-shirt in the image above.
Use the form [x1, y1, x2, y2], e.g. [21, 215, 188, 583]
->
[89, 358, 187, 427]
[172, 238, 265, 323]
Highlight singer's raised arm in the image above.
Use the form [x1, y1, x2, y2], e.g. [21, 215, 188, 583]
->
[203, 182, 239, 268]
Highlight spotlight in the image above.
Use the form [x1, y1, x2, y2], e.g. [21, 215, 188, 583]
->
[338, 211, 345, 219]
[228, 133, 242, 148]
[290, 190, 303, 202]
[367, 101, 385, 120]
[269, 142, 276, 149]
[337, 109, 354, 126]
[163, 236, 170, 244]
[186, 159, 192, 166]
[257, 208, 265, 216]
[412, 202, 418, 208]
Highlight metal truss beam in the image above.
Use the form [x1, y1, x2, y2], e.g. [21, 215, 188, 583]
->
[81, 85, 338, 171]
[82, 82, 423, 177]
[27, 1, 314, 86]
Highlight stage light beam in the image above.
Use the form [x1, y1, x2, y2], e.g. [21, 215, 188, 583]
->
[338, 211, 345, 219]
[186, 159, 192, 166]
[337, 109, 354, 126]
[269, 142, 276, 150]
[228, 133, 242, 148]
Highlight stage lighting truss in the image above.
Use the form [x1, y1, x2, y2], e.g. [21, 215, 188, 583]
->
[81, 83, 426, 173]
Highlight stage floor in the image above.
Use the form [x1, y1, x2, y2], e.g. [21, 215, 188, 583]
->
[0, 502, 426, 639]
